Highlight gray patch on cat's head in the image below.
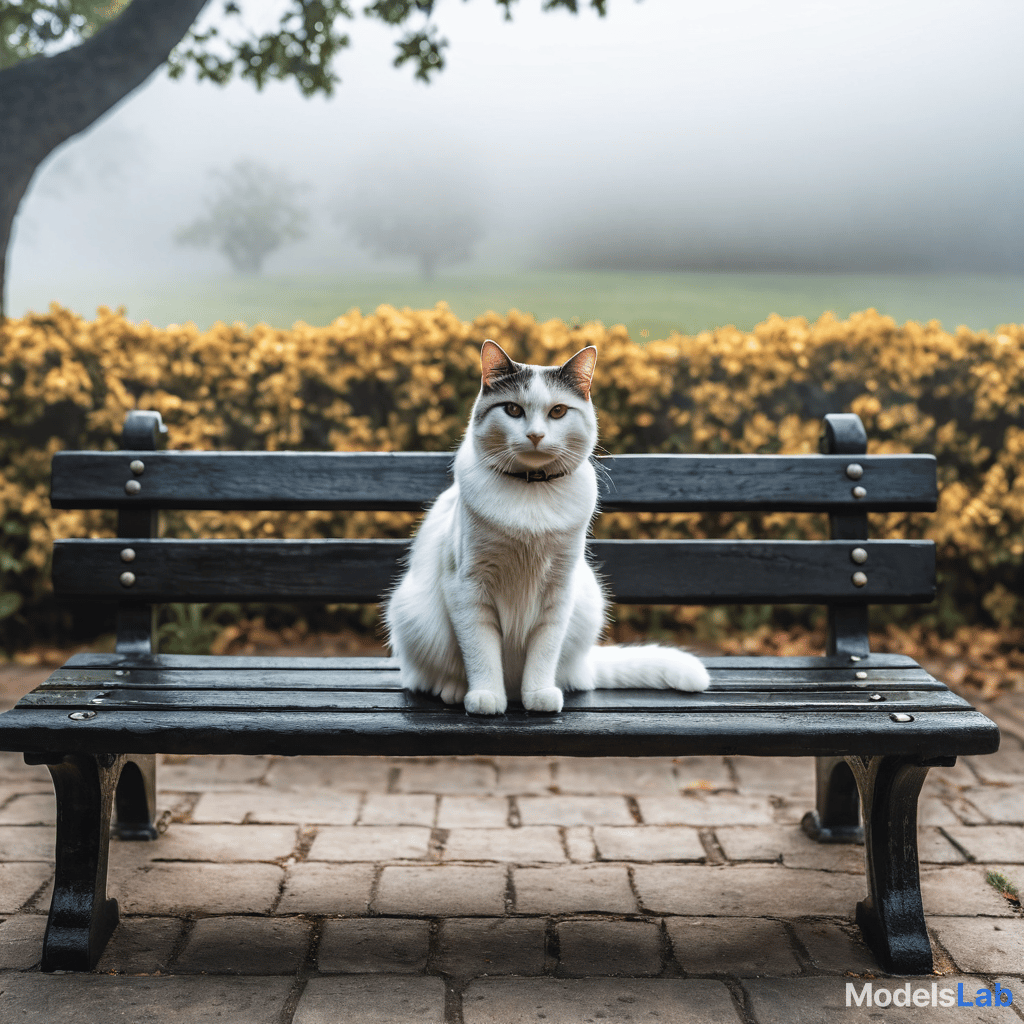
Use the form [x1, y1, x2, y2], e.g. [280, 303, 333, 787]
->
[540, 364, 589, 402]
[479, 342, 596, 405]
[481, 361, 591, 408]
[475, 365, 536, 426]
[481, 362, 534, 398]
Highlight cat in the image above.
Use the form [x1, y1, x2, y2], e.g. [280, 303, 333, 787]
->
[384, 339, 710, 715]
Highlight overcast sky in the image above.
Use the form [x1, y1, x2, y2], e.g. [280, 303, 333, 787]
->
[9, 0, 1024, 305]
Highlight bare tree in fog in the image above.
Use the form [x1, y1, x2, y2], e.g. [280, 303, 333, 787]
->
[336, 164, 485, 280]
[0, 0, 613, 317]
[175, 160, 308, 274]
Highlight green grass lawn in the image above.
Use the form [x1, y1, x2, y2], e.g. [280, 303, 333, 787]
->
[23, 269, 1024, 336]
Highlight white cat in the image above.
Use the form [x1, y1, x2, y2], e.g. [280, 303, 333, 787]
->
[385, 340, 710, 715]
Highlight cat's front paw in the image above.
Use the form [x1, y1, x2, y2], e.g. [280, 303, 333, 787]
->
[464, 690, 508, 716]
[523, 687, 564, 713]
[436, 678, 469, 705]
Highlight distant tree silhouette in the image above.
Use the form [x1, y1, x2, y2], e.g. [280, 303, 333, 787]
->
[175, 159, 307, 274]
[337, 166, 484, 280]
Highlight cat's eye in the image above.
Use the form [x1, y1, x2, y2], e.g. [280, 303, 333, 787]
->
[549, 405, 567, 419]
[504, 403, 524, 418]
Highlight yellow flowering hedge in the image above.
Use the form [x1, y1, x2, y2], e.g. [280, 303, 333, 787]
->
[1, 303, 1022, 652]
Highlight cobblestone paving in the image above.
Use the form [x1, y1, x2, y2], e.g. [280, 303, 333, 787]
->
[0, 667, 1022, 1023]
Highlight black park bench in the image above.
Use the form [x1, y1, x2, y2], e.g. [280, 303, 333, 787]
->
[0, 410, 999, 974]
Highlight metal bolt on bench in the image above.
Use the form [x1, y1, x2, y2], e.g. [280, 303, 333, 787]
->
[0, 409, 999, 974]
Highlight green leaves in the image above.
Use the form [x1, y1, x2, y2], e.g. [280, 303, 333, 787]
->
[4, 0, 612, 88]
[363, 1, 436, 25]
[0, 0, 130, 70]
[543, 0, 608, 14]
[167, 0, 355, 97]
[363, 0, 448, 81]
[1, 522, 25, 623]
[1, 521, 25, 621]
[985, 870, 1021, 904]
[0, 591, 21, 621]
[391, 25, 446, 82]
[167, 0, 453, 92]
[157, 604, 222, 655]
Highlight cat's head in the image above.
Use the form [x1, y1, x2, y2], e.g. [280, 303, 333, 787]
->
[470, 340, 598, 479]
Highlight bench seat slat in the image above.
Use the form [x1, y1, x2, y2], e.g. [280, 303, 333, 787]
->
[0, 707, 997, 759]
[49, 450, 938, 512]
[62, 652, 405, 671]
[38, 663, 944, 692]
[53, 538, 936, 605]
[17, 686, 970, 713]
[58, 652, 930, 671]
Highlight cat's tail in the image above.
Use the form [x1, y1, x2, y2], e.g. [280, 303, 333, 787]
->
[587, 644, 710, 692]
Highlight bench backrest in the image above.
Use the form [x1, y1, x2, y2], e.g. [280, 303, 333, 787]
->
[49, 411, 937, 660]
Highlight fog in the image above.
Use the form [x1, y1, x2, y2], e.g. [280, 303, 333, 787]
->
[8, 0, 1024, 315]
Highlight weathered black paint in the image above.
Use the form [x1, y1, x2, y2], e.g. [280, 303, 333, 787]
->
[1, 697, 997, 759]
[51, 537, 937, 605]
[50, 450, 938, 512]
[1, 410, 1000, 977]
[822, 412, 870, 656]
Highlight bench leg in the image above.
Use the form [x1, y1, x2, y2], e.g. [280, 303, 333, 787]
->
[845, 754, 952, 975]
[32, 752, 149, 971]
[801, 756, 863, 844]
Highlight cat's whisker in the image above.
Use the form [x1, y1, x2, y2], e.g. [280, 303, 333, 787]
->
[498, 451, 521, 475]
[592, 458, 615, 489]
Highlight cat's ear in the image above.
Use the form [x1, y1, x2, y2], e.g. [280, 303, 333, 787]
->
[480, 340, 516, 389]
[559, 346, 598, 401]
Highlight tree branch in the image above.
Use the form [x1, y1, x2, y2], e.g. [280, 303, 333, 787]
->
[0, 0, 211, 164]
[0, 0, 210, 317]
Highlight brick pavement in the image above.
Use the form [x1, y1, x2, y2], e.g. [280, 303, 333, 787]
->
[0, 666, 1022, 1023]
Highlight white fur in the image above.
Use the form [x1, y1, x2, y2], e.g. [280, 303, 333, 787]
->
[385, 343, 710, 715]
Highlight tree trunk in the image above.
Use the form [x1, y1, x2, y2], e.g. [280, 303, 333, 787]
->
[0, 0, 211, 319]
[418, 253, 436, 282]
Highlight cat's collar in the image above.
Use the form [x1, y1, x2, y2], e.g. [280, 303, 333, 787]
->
[501, 467, 568, 483]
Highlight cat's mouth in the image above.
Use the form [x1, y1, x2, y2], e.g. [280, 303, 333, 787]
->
[515, 449, 557, 469]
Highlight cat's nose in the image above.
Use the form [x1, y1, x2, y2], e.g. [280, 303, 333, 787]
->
[527, 432, 545, 447]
